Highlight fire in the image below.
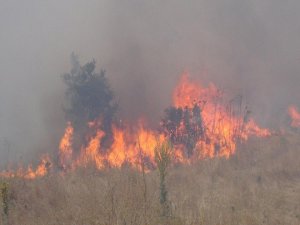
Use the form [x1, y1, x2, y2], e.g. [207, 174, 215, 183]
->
[169, 73, 270, 159]
[242, 119, 271, 138]
[76, 130, 105, 170]
[59, 122, 73, 169]
[288, 105, 300, 127]
[107, 126, 127, 167]
[1, 72, 271, 179]
[0, 155, 51, 179]
[106, 123, 164, 169]
[57, 121, 165, 171]
[173, 72, 220, 108]
[55, 73, 270, 171]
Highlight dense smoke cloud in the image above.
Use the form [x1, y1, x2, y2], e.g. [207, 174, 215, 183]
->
[0, 0, 300, 164]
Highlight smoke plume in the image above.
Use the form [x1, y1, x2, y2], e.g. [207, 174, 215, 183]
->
[0, 0, 300, 165]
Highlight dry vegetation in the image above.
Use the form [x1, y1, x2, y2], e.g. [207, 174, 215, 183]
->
[0, 133, 300, 225]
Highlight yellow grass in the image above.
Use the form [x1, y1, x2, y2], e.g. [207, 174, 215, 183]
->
[1, 132, 299, 225]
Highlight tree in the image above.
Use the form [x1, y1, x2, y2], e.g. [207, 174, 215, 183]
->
[62, 54, 117, 148]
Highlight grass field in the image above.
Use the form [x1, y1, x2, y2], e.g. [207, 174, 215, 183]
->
[1, 133, 299, 225]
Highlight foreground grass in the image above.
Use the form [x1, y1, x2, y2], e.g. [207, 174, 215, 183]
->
[1, 133, 300, 225]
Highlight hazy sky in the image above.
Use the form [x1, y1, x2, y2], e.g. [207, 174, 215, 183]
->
[1, 0, 300, 163]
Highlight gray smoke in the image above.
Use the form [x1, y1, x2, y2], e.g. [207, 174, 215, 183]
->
[1, 0, 300, 165]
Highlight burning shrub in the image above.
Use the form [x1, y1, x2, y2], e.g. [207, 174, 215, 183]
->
[161, 104, 204, 157]
[161, 73, 270, 159]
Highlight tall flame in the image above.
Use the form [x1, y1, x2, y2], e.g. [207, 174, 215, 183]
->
[59, 122, 73, 169]
[171, 73, 270, 158]
[76, 130, 105, 170]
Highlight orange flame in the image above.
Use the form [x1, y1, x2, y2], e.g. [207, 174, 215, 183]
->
[0, 155, 51, 179]
[57, 121, 165, 171]
[59, 122, 73, 169]
[76, 130, 105, 170]
[173, 72, 220, 108]
[172, 72, 270, 158]
[288, 105, 300, 127]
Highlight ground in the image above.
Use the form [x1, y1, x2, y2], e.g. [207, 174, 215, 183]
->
[1, 132, 300, 225]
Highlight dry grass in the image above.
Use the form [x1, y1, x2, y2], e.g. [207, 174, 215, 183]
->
[0, 133, 299, 225]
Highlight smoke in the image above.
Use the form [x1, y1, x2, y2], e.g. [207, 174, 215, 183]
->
[101, 0, 300, 127]
[0, 0, 300, 164]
